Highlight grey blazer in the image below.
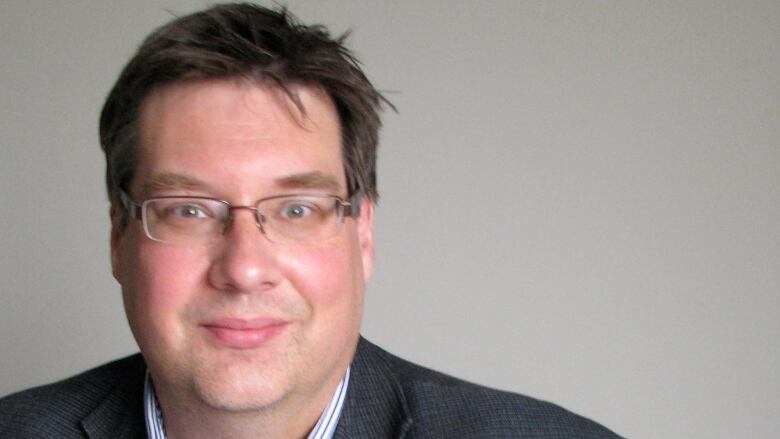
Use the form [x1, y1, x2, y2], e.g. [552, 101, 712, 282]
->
[0, 338, 622, 438]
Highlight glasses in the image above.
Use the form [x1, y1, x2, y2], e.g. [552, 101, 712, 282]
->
[120, 190, 360, 245]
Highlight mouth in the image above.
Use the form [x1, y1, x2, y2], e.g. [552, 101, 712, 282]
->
[201, 317, 289, 349]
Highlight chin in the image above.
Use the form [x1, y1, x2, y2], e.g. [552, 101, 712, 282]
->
[192, 367, 291, 412]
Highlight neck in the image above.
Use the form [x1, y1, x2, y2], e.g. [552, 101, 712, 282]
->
[154, 374, 344, 439]
[163, 404, 316, 439]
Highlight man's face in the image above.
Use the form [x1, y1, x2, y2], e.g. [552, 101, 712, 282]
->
[111, 79, 374, 414]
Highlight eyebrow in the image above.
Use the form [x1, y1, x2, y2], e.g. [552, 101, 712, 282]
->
[139, 171, 343, 196]
[274, 172, 342, 194]
[141, 173, 207, 196]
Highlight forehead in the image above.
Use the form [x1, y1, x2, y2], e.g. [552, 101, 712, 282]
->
[138, 79, 339, 145]
[133, 79, 345, 196]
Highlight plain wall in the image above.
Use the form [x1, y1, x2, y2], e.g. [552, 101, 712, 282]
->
[1, 1, 778, 437]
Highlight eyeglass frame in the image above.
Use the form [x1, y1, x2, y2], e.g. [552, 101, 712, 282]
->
[118, 189, 362, 245]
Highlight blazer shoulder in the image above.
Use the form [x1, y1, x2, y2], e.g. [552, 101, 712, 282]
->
[0, 354, 146, 438]
[359, 340, 622, 438]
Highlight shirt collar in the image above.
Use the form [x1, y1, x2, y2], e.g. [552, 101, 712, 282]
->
[143, 367, 351, 439]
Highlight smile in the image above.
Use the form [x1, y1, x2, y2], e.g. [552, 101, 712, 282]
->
[201, 318, 289, 349]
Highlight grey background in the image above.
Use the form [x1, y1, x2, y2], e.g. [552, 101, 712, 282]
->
[1, 1, 778, 437]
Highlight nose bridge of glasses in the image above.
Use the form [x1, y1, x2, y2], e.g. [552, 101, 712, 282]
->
[225, 205, 265, 233]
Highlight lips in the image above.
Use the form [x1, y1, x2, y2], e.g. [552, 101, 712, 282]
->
[201, 317, 288, 349]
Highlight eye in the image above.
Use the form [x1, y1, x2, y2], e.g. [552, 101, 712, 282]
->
[280, 202, 315, 219]
[166, 202, 212, 219]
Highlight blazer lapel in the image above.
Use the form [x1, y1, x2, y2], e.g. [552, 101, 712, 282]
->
[81, 355, 146, 439]
[333, 338, 413, 439]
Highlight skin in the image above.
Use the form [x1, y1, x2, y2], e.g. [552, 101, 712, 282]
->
[110, 79, 375, 439]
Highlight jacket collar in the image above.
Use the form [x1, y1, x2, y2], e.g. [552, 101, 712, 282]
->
[334, 337, 413, 439]
[81, 354, 146, 439]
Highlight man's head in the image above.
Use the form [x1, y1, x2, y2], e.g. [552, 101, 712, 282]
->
[103, 3, 383, 428]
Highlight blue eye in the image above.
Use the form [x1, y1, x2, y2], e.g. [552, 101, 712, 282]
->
[169, 203, 211, 219]
[282, 203, 313, 219]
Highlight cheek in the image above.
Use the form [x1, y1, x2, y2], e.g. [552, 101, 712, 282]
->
[279, 237, 364, 307]
[119, 239, 208, 333]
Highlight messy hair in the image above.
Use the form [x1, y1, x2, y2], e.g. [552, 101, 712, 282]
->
[100, 3, 389, 215]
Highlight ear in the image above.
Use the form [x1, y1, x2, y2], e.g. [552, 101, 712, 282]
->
[109, 205, 123, 282]
[356, 198, 376, 283]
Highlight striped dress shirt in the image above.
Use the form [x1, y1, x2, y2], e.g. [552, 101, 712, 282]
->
[143, 368, 350, 439]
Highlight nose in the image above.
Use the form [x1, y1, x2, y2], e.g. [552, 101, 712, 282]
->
[207, 207, 281, 293]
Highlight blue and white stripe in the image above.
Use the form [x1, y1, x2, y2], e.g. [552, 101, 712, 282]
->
[143, 370, 166, 439]
[307, 367, 350, 439]
[143, 367, 350, 439]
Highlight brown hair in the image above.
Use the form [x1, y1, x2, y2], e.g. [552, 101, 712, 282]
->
[100, 3, 389, 215]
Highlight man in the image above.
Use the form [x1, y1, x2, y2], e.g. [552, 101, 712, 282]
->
[0, 4, 621, 438]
